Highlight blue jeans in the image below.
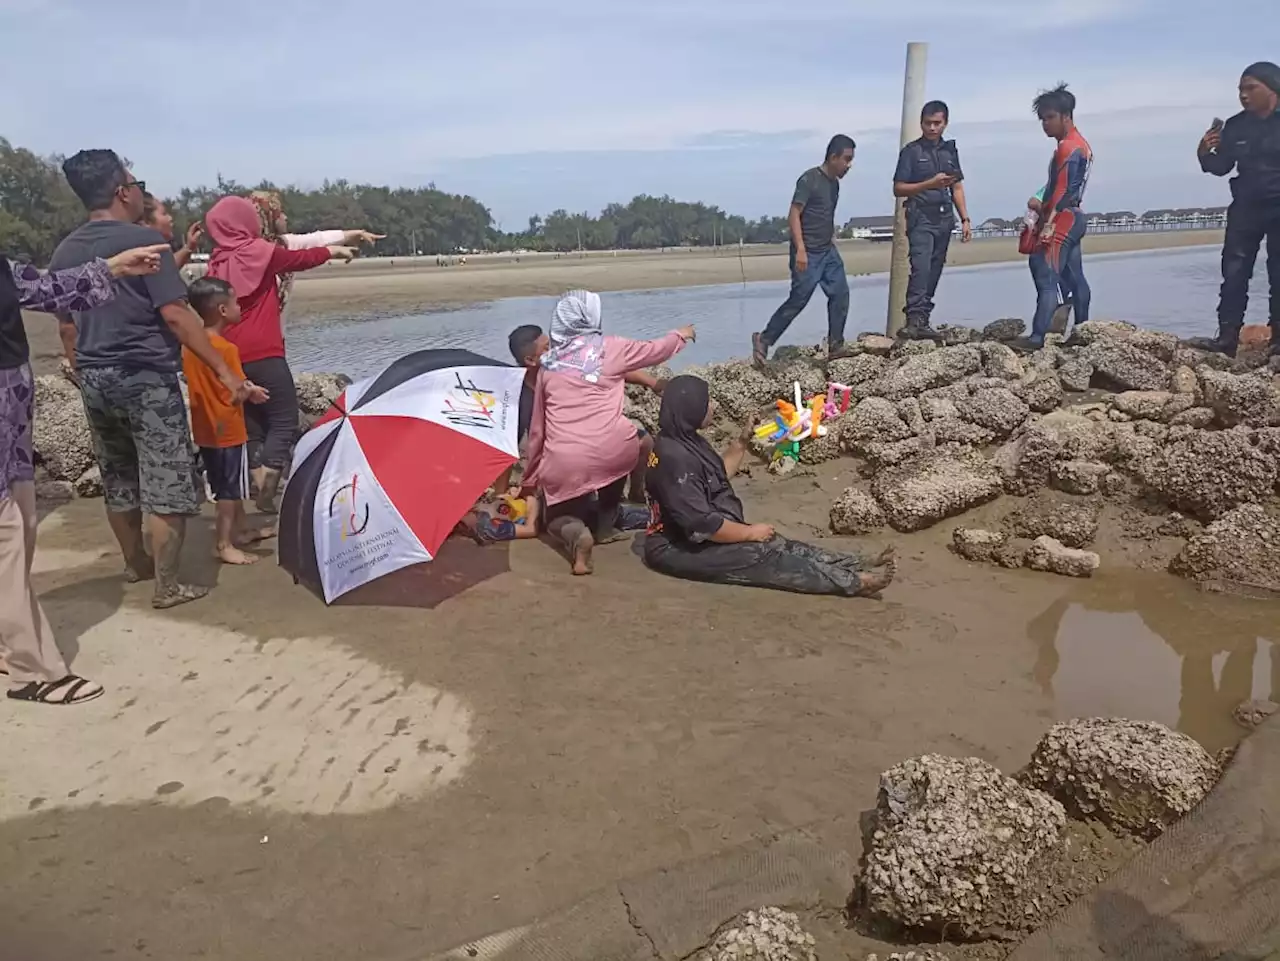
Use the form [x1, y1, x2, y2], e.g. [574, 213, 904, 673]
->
[1029, 212, 1090, 342]
[761, 246, 850, 348]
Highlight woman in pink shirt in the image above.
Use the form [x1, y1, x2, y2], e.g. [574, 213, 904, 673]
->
[523, 290, 694, 574]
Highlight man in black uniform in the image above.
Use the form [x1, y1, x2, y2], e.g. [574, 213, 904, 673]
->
[1197, 61, 1280, 356]
[892, 100, 972, 341]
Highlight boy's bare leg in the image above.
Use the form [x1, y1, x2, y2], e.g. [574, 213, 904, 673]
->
[148, 513, 209, 608]
[106, 507, 154, 582]
[214, 501, 258, 565]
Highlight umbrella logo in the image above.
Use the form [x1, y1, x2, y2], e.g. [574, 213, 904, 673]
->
[329, 474, 371, 541]
[442, 373, 498, 429]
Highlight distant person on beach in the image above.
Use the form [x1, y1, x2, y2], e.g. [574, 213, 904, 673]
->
[204, 195, 356, 514]
[752, 134, 856, 367]
[2, 242, 169, 705]
[521, 291, 694, 574]
[184, 277, 274, 565]
[1018, 84, 1092, 350]
[50, 149, 252, 610]
[643, 376, 894, 597]
[892, 100, 972, 342]
[1197, 61, 1280, 357]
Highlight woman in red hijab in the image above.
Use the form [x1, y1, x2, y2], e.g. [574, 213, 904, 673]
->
[205, 196, 354, 512]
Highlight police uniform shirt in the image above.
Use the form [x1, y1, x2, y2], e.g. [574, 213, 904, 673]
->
[893, 138, 964, 211]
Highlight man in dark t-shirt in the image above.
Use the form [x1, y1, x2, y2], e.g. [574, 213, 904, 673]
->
[753, 134, 856, 367]
[50, 149, 249, 611]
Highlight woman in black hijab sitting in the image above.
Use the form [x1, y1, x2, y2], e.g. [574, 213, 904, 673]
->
[644, 376, 894, 597]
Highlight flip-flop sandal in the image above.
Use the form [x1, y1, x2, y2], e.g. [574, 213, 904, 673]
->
[152, 583, 210, 610]
[8, 675, 104, 706]
[751, 333, 769, 369]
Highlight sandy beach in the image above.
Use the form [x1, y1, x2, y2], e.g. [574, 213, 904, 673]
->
[10, 301, 1279, 960]
[285, 230, 1226, 322]
[21, 230, 1223, 376]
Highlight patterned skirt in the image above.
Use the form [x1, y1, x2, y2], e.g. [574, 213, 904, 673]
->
[0, 363, 35, 502]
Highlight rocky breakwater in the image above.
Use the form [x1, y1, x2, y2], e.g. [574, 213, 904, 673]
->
[853, 718, 1222, 947]
[624, 320, 1280, 593]
[31, 372, 351, 500]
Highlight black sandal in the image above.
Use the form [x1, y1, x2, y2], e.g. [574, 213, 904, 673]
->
[8, 675, 104, 706]
[751, 332, 769, 369]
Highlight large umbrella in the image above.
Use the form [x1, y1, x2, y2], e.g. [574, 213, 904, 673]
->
[279, 349, 525, 603]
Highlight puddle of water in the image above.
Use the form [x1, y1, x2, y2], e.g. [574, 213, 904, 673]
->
[1031, 573, 1277, 753]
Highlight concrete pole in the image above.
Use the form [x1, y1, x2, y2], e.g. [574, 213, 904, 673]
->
[886, 42, 929, 336]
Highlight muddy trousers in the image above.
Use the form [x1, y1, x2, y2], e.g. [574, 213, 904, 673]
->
[644, 534, 872, 596]
[545, 476, 627, 539]
[1217, 199, 1280, 341]
[0, 482, 68, 690]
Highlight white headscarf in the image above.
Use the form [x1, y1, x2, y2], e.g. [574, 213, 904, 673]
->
[542, 289, 606, 383]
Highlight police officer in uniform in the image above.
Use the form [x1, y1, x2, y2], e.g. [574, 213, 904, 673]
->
[1197, 61, 1280, 357]
[892, 100, 972, 341]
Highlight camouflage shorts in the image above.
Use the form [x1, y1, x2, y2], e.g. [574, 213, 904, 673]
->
[79, 367, 201, 515]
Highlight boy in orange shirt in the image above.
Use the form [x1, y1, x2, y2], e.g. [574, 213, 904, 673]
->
[184, 278, 271, 564]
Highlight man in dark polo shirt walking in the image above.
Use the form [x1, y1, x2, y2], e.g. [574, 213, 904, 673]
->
[753, 134, 855, 367]
[49, 149, 251, 609]
[892, 100, 972, 341]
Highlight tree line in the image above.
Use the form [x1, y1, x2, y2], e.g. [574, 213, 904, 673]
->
[1, 137, 792, 263]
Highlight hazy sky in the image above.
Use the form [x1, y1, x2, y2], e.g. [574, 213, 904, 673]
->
[2, 0, 1270, 225]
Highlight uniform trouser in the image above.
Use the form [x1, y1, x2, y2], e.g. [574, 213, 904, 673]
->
[761, 246, 850, 349]
[1030, 211, 1090, 340]
[1217, 199, 1280, 339]
[0, 482, 69, 689]
[644, 534, 874, 596]
[905, 212, 953, 325]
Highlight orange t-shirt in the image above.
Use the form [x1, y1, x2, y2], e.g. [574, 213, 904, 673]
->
[183, 333, 248, 449]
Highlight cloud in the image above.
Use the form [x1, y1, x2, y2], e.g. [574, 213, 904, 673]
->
[0, 0, 1258, 224]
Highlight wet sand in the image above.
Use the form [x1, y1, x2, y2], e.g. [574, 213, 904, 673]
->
[2, 458, 1273, 961]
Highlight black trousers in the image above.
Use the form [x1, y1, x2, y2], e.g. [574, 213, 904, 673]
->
[644, 534, 873, 596]
[544, 476, 627, 535]
[905, 210, 954, 325]
[1217, 199, 1280, 335]
[241, 357, 298, 470]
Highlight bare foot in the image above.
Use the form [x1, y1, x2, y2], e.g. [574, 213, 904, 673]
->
[571, 530, 595, 576]
[874, 545, 897, 567]
[152, 583, 210, 610]
[217, 546, 260, 566]
[854, 569, 894, 597]
[592, 526, 629, 545]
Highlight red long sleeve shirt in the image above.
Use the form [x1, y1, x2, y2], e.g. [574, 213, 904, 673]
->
[223, 245, 331, 363]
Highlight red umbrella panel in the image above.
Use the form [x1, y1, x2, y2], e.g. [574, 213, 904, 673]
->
[279, 350, 525, 603]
